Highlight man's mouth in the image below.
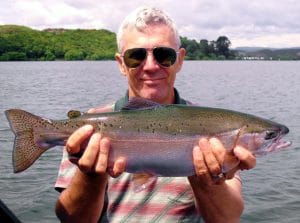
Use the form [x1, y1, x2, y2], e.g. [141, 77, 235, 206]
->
[142, 77, 165, 84]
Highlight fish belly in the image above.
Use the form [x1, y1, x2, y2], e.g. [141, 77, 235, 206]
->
[108, 133, 198, 177]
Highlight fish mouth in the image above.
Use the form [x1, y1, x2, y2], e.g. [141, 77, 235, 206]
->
[267, 133, 292, 153]
[273, 126, 291, 151]
[256, 126, 291, 155]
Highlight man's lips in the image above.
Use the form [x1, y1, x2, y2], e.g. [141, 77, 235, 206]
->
[141, 77, 165, 84]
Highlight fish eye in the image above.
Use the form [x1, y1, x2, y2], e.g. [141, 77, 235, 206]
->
[264, 131, 278, 140]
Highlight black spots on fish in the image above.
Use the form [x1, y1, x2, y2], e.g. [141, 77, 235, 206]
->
[54, 125, 60, 130]
[144, 126, 156, 134]
[109, 124, 113, 128]
[62, 121, 69, 126]
[65, 121, 80, 129]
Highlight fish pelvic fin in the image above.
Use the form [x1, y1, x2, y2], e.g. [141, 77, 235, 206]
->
[131, 173, 157, 193]
[5, 109, 53, 173]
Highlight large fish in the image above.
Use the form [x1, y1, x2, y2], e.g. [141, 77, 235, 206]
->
[5, 98, 291, 175]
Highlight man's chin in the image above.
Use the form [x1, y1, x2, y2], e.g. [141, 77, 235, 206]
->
[140, 91, 167, 103]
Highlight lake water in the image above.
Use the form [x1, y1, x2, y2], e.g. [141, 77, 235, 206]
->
[0, 61, 299, 222]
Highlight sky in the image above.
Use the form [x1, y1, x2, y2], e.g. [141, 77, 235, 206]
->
[1, 0, 300, 48]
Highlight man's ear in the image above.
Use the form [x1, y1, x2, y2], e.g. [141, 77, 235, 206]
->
[176, 48, 186, 72]
[115, 53, 127, 76]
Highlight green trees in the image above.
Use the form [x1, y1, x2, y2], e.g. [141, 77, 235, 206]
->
[215, 36, 233, 59]
[0, 25, 117, 61]
[0, 25, 235, 61]
[180, 35, 234, 60]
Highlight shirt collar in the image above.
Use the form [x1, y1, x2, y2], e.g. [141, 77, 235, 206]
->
[113, 88, 187, 111]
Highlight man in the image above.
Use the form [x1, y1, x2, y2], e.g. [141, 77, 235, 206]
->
[55, 6, 256, 223]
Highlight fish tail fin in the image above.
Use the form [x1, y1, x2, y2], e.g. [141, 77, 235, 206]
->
[5, 109, 53, 173]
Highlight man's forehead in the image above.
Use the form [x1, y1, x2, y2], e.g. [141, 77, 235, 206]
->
[121, 25, 177, 49]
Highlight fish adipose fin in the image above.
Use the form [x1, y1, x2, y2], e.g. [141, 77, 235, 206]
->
[121, 97, 162, 111]
[5, 109, 57, 173]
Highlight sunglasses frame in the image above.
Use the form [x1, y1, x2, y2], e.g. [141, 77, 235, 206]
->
[121, 46, 179, 69]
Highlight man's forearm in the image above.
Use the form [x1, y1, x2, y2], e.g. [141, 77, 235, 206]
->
[188, 176, 244, 223]
[56, 169, 108, 223]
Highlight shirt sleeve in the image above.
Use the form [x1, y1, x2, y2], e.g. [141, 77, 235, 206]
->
[55, 148, 77, 191]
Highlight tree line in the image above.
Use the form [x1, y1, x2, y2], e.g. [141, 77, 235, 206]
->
[0, 25, 233, 61]
[181, 36, 234, 60]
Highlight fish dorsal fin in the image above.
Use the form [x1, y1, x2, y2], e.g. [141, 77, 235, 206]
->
[121, 97, 162, 110]
[67, 110, 82, 119]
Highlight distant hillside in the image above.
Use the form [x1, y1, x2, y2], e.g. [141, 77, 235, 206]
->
[234, 47, 300, 60]
[0, 25, 235, 61]
[0, 25, 117, 60]
[1, 25, 299, 61]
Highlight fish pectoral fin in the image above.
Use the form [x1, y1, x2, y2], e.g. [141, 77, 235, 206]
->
[131, 173, 157, 192]
[222, 153, 240, 174]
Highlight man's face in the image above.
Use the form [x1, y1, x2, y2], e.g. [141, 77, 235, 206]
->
[116, 25, 186, 104]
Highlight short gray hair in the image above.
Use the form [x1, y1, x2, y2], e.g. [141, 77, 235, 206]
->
[117, 6, 181, 52]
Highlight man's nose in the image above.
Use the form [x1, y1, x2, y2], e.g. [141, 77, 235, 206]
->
[143, 52, 160, 70]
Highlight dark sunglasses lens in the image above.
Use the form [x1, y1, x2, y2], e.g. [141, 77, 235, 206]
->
[123, 48, 147, 68]
[153, 47, 177, 67]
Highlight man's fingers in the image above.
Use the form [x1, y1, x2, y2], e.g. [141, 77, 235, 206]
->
[209, 138, 226, 164]
[66, 125, 94, 154]
[234, 146, 256, 170]
[95, 137, 111, 173]
[110, 157, 127, 178]
[192, 144, 212, 184]
[200, 138, 222, 177]
[78, 133, 101, 173]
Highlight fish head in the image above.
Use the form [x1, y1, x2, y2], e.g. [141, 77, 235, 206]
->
[237, 122, 291, 156]
[220, 118, 291, 174]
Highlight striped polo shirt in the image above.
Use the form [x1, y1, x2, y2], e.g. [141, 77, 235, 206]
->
[55, 89, 204, 222]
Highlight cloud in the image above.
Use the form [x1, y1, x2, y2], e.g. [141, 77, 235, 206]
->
[0, 0, 300, 47]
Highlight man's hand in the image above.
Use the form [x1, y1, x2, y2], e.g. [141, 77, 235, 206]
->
[191, 137, 256, 185]
[65, 125, 126, 177]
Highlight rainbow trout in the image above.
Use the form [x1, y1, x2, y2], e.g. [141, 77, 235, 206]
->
[5, 98, 291, 174]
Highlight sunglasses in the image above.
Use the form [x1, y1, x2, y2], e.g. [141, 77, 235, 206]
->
[122, 47, 179, 68]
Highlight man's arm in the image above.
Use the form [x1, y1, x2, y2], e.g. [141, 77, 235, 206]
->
[55, 126, 124, 223]
[189, 138, 256, 223]
[56, 169, 108, 223]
